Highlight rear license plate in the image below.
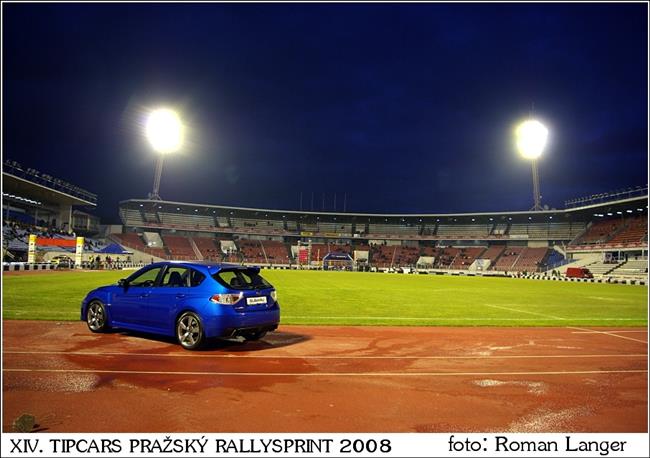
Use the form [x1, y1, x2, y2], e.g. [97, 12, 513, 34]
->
[246, 296, 267, 305]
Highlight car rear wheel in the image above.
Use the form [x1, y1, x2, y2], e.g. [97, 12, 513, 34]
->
[176, 312, 205, 350]
[242, 330, 267, 341]
[86, 301, 109, 332]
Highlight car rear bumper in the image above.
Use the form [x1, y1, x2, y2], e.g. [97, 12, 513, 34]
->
[202, 305, 280, 338]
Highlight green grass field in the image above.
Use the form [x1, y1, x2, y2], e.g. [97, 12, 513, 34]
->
[2, 269, 647, 326]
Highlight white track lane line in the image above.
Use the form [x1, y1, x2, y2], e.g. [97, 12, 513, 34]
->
[571, 330, 648, 334]
[3, 368, 647, 377]
[567, 326, 648, 344]
[282, 315, 640, 321]
[3, 350, 648, 360]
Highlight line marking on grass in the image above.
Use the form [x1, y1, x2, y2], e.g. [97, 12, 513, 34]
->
[3, 350, 647, 360]
[3, 368, 647, 377]
[482, 304, 567, 321]
[567, 326, 648, 344]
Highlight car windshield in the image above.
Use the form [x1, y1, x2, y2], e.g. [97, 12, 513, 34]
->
[212, 268, 271, 290]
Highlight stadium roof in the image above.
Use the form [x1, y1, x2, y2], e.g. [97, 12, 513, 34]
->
[3, 160, 97, 207]
[120, 194, 648, 224]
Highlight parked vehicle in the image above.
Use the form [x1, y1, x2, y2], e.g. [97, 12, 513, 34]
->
[565, 267, 594, 279]
[81, 261, 280, 349]
[51, 255, 74, 269]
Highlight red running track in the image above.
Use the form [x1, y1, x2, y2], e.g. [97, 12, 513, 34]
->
[2, 321, 647, 432]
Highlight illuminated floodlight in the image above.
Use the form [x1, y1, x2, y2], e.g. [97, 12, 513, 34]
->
[516, 119, 548, 160]
[146, 109, 183, 154]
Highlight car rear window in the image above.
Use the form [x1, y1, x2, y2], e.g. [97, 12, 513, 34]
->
[213, 269, 271, 290]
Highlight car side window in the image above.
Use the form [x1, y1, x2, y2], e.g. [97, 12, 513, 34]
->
[161, 267, 190, 287]
[189, 269, 205, 287]
[128, 267, 162, 287]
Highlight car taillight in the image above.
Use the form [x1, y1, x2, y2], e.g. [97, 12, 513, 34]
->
[270, 290, 277, 301]
[210, 292, 243, 305]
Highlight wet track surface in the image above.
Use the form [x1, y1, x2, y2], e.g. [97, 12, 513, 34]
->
[3, 321, 647, 432]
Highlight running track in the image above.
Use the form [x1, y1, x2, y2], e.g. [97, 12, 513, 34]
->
[2, 321, 647, 432]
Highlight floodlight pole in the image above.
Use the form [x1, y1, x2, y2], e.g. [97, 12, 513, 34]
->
[150, 155, 165, 201]
[531, 159, 542, 211]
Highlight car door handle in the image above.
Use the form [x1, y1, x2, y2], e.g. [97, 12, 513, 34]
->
[176, 294, 186, 299]
[139, 293, 149, 298]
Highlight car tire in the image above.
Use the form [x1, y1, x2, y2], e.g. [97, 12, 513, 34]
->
[242, 330, 267, 341]
[86, 300, 110, 333]
[176, 312, 205, 350]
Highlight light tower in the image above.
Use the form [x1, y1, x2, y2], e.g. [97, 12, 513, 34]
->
[515, 119, 548, 211]
[145, 108, 184, 200]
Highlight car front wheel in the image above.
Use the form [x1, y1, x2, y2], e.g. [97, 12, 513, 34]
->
[176, 312, 205, 350]
[86, 300, 109, 332]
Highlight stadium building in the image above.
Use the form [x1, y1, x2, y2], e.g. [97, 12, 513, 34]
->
[107, 186, 648, 280]
[2, 159, 100, 264]
[2, 157, 647, 280]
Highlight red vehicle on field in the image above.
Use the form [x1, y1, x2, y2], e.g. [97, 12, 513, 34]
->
[566, 267, 594, 278]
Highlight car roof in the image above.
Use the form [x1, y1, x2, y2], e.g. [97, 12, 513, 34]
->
[150, 261, 260, 275]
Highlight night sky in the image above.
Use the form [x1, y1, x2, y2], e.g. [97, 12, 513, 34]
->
[3, 3, 648, 222]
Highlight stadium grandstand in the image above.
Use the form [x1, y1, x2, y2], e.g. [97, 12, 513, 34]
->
[3, 158, 647, 279]
[2, 159, 105, 264]
[97, 186, 648, 278]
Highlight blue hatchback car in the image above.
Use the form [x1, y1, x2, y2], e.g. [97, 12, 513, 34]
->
[81, 261, 280, 350]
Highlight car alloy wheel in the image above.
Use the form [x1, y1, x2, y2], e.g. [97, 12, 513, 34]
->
[176, 312, 204, 350]
[87, 301, 108, 332]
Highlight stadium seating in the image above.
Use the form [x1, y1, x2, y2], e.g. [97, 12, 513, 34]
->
[262, 240, 291, 264]
[478, 245, 505, 264]
[370, 244, 401, 268]
[419, 245, 437, 256]
[607, 216, 647, 245]
[449, 247, 486, 269]
[159, 212, 217, 230]
[511, 247, 549, 272]
[316, 222, 352, 234]
[491, 246, 524, 271]
[329, 243, 352, 254]
[572, 219, 621, 245]
[193, 237, 222, 261]
[309, 244, 329, 261]
[113, 233, 167, 259]
[433, 247, 460, 269]
[436, 224, 492, 239]
[367, 224, 421, 237]
[610, 259, 648, 277]
[231, 218, 284, 232]
[237, 239, 266, 263]
[161, 235, 195, 260]
[585, 260, 624, 276]
[119, 208, 145, 227]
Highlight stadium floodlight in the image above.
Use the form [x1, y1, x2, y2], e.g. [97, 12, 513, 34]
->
[515, 119, 548, 211]
[516, 119, 548, 159]
[146, 108, 184, 200]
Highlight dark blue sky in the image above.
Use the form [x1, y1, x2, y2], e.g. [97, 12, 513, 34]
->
[3, 3, 648, 221]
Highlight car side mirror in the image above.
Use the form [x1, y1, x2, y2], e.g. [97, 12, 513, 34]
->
[118, 279, 128, 288]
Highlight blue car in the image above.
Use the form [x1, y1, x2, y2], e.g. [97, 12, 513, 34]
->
[81, 261, 280, 350]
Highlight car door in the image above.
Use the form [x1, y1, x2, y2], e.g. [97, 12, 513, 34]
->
[146, 266, 206, 331]
[111, 266, 163, 326]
